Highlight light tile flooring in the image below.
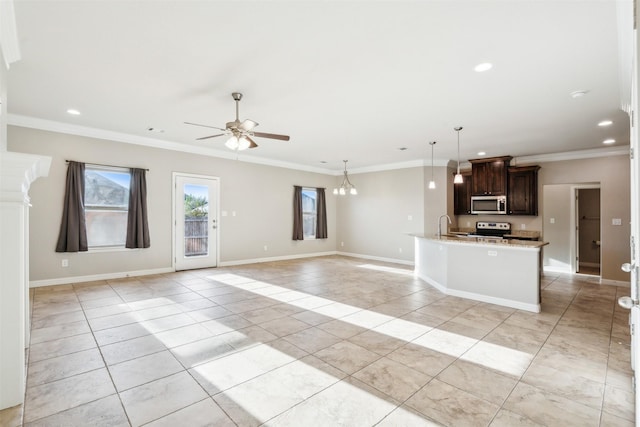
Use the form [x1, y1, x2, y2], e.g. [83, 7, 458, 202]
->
[0, 255, 635, 426]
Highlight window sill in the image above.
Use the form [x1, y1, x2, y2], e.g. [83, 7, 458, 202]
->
[86, 246, 139, 253]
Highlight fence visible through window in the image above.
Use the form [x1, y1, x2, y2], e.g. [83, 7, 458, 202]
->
[184, 217, 208, 257]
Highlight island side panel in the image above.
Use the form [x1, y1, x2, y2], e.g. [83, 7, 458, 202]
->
[415, 237, 448, 292]
[446, 244, 541, 312]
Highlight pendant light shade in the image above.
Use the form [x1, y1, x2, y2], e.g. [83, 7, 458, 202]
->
[454, 126, 464, 184]
[428, 141, 437, 190]
[333, 160, 357, 196]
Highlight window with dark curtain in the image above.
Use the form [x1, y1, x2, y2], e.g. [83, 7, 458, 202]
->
[316, 187, 327, 239]
[292, 185, 304, 240]
[126, 168, 151, 248]
[55, 161, 88, 252]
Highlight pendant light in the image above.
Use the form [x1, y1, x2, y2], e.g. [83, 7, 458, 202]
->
[454, 126, 464, 184]
[428, 141, 437, 189]
[333, 160, 357, 195]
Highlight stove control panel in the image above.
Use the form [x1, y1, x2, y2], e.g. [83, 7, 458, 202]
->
[476, 221, 511, 231]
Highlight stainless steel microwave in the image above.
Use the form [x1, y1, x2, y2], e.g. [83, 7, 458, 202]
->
[470, 195, 507, 215]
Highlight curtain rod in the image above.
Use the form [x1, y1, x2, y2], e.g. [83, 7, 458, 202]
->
[65, 160, 149, 172]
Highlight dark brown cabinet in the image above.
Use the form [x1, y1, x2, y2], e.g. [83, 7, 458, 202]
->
[470, 156, 512, 196]
[508, 165, 540, 215]
[453, 170, 473, 215]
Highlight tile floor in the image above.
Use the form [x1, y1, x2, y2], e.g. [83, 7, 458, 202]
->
[0, 255, 635, 426]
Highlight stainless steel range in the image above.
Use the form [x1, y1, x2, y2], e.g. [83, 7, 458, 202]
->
[470, 221, 511, 239]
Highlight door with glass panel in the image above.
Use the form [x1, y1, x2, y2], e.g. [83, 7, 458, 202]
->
[174, 174, 218, 270]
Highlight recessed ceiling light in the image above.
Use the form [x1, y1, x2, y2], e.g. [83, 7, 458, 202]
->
[598, 120, 613, 127]
[66, 109, 81, 115]
[398, 147, 408, 151]
[477, 151, 486, 156]
[147, 127, 165, 133]
[320, 161, 328, 164]
[603, 139, 616, 144]
[474, 63, 493, 72]
[570, 90, 589, 98]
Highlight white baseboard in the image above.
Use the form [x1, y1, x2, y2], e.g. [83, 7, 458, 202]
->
[416, 271, 539, 313]
[600, 278, 631, 287]
[336, 251, 415, 266]
[219, 251, 338, 267]
[543, 265, 572, 274]
[29, 267, 174, 288]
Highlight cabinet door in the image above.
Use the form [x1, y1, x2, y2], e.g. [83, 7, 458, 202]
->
[454, 171, 472, 215]
[487, 160, 507, 195]
[508, 167, 539, 215]
[471, 163, 488, 195]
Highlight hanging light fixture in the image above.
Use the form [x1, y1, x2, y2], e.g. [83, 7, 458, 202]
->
[333, 160, 357, 195]
[428, 141, 437, 189]
[454, 126, 464, 184]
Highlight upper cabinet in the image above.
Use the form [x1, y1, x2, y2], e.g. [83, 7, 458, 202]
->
[469, 156, 512, 196]
[508, 165, 540, 216]
[453, 170, 473, 215]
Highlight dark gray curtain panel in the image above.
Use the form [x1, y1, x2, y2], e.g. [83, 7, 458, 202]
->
[292, 185, 304, 240]
[316, 187, 327, 239]
[55, 161, 88, 252]
[125, 168, 151, 248]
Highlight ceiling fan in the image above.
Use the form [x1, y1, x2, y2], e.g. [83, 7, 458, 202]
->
[185, 92, 290, 151]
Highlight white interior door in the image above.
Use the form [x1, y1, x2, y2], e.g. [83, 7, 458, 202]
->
[625, 22, 640, 425]
[174, 174, 219, 271]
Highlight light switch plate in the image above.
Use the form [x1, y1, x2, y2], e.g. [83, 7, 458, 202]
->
[612, 218, 622, 226]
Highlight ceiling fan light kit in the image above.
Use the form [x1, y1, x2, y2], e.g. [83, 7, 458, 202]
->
[185, 92, 290, 151]
[333, 160, 357, 196]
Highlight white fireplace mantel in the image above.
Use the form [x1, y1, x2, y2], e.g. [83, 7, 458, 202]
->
[0, 151, 51, 410]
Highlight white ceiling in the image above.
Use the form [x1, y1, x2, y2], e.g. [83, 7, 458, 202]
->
[6, 0, 631, 173]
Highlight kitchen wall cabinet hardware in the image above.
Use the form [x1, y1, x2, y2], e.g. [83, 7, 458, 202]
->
[469, 156, 512, 196]
[507, 165, 540, 216]
[453, 170, 473, 215]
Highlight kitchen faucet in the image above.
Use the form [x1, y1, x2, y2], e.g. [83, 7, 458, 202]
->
[438, 214, 451, 238]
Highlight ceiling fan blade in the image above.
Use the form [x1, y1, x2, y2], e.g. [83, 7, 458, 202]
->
[253, 131, 290, 141]
[184, 121, 227, 132]
[245, 136, 258, 149]
[196, 134, 225, 140]
[239, 119, 258, 131]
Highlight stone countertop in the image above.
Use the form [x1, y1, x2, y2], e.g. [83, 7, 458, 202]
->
[410, 233, 549, 249]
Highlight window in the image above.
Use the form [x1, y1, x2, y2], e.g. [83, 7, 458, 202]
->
[84, 167, 130, 248]
[301, 188, 317, 239]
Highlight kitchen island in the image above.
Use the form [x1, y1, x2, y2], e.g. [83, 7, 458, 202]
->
[413, 234, 548, 313]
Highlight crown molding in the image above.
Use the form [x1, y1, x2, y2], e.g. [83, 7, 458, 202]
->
[0, 0, 21, 68]
[8, 114, 630, 177]
[7, 114, 331, 175]
[511, 146, 629, 165]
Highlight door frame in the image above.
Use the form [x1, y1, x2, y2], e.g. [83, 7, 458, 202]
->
[172, 172, 221, 271]
[570, 185, 601, 275]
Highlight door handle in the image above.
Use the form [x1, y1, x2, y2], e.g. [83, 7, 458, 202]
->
[618, 296, 639, 309]
[622, 262, 635, 273]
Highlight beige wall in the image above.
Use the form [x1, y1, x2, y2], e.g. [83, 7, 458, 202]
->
[335, 166, 425, 263]
[8, 126, 337, 282]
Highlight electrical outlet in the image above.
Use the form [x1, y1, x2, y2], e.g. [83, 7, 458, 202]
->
[263, 245, 268, 251]
[466, 222, 471, 227]
[61, 259, 69, 267]
[612, 218, 622, 226]
[341, 241, 344, 247]
[550, 218, 555, 224]
[399, 248, 403, 253]
[488, 250, 498, 256]
[407, 215, 413, 221]
[521, 224, 526, 230]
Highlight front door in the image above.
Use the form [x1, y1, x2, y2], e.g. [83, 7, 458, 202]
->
[174, 174, 219, 271]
